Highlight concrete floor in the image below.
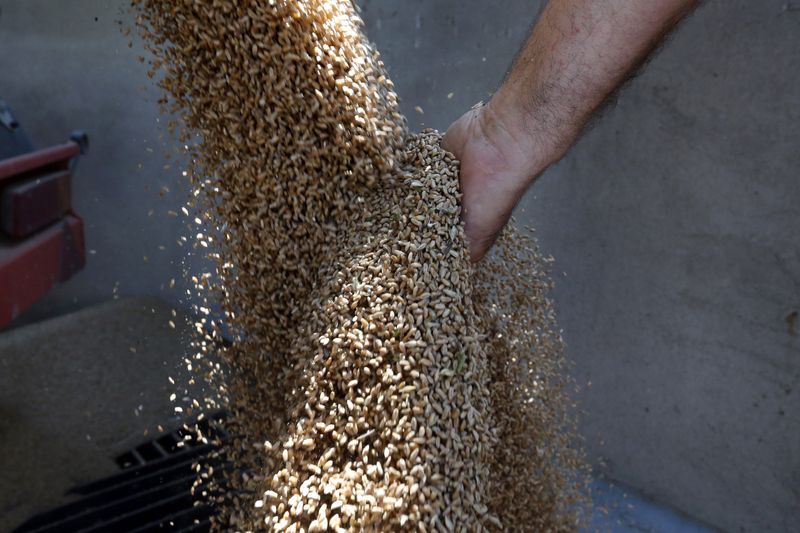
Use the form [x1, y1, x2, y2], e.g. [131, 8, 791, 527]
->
[0, 298, 195, 532]
[1, 299, 715, 533]
[0, 1, 798, 532]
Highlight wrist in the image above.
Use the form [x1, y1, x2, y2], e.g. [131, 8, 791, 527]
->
[487, 84, 576, 174]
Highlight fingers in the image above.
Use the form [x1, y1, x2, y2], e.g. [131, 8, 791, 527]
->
[463, 206, 510, 263]
[468, 233, 498, 263]
[444, 102, 546, 262]
[443, 106, 514, 262]
[461, 175, 522, 263]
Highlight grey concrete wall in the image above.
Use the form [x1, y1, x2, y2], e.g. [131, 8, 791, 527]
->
[360, 2, 800, 531]
[1, 1, 798, 532]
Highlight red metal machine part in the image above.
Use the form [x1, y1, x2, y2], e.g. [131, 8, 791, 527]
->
[0, 134, 88, 328]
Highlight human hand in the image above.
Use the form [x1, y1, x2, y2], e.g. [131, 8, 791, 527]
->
[442, 101, 554, 262]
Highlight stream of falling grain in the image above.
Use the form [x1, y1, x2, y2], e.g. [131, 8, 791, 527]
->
[133, 1, 590, 531]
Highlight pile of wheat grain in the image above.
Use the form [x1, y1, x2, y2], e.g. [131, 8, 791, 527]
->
[133, 0, 589, 531]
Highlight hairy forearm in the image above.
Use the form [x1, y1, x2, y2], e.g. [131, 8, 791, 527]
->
[489, 0, 697, 170]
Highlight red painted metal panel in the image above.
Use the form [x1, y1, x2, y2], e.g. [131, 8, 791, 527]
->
[0, 215, 85, 327]
[1, 170, 72, 238]
[0, 141, 80, 184]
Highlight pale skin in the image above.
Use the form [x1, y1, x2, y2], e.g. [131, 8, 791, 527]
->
[443, 0, 699, 262]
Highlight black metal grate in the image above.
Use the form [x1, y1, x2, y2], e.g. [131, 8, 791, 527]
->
[13, 414, 226, 533]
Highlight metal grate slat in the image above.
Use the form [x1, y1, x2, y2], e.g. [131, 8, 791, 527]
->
[12, 413, 225, 533]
